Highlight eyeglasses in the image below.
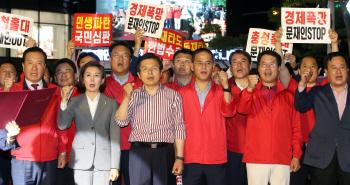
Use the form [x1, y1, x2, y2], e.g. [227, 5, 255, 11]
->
[0, 70, 16, 76]
[111, 54, 130, 58]
[259, 62, 277, 69]
[140, 66, 159, 73]
[194, 62, 212, 67]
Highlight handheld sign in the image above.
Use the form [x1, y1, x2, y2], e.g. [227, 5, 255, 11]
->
[184, 40, 205, 51]
[143, 28, 183, 60]
[125, 0, 167, 39]
[0, 12, 33, 50]
[281, 8, 331, 44]
[246, 28, 293, 61]
[0, 87, 57, 129]
[73, 13, 113, 47]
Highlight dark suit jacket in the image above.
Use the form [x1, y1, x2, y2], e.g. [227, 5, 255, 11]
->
[295, 83, 350, 172]
[0, 129, 20, 151]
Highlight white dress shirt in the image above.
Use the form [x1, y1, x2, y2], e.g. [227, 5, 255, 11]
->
[61, 92, 100, 120]
[26, 79, 43, 90]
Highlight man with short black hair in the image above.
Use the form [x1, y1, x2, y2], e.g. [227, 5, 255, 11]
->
[1, 47, 68, 185]
[295, 52, 350, 185]
[0, 62, 17, 91]
[115, 53, 186, 185]
[238, 50, 302, 185]
[163, 49, 194, 91]
[53, 58, 81, 185]
[180, 48, 236, 185]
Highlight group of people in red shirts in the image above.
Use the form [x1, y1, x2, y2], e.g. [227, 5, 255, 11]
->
[0, 27, 350, 185]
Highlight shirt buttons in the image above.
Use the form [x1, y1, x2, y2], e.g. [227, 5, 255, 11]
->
[91, 127, 94, 130]
[92, 142, 95, 145]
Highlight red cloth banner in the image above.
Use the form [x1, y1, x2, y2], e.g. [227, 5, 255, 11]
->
[143, 28, 183, 60]
[184, 40, 205, 51]
[73, 13, 112, 47]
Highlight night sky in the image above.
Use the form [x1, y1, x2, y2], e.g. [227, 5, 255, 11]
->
[226, 0, 283, 37]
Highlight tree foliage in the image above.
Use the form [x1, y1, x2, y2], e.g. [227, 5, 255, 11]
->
[208, 34, 248, 50]
[200, 0, 227, 7]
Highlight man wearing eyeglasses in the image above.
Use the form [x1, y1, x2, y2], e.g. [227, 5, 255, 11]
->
[0, 63, 17, 91]
[104, 31, 145, 185]
[115, 53, 186, 185]
[53, 58, 82, 185]
[179, 48, 236, 185]
[237, 50, 302, 185]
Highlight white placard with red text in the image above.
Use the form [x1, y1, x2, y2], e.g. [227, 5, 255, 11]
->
[281, 8, 331, 44]
[246, 28, 293, 61]
[125, 0, 167, 39]
[0, 12, 33, 49]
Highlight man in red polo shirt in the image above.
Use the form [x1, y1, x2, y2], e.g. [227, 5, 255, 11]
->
[1, 47, 67, 185]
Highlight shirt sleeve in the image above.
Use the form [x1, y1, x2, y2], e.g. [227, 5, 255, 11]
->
[173, 93, 186, 140]
[0, 129, 20, 151]
[291, 108, 303, 159]
[219, 89, 236, 118]
[60, 101, 68, 110]
[237, 88, 254, 115]
[115, 94, 134, 127]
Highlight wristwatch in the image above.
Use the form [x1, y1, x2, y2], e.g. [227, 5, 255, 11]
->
[59, 152, 67, 156]
[176, 156, 184, 161]
[223, 86, 231, 92]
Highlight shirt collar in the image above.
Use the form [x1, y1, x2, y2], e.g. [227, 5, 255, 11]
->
[25, 79, 43, 90]
[195, 80, 211, 92]
[113, 72, 130, 86]
[177, 78, 192, 87]
[262, 84, 277, 91]
[330, 83, 348, 94]
[140, 82, 165, 94]
[235, 80, 248, 91]
[86, 92, 100, 102]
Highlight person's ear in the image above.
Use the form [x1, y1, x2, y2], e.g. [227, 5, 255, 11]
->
[74, 73, 78, 82]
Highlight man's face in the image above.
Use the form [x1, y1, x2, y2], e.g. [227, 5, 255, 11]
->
[191, 51, 215, 81]
[79, 56, 97, 70]
[22, 52, 46, 83]
[43, 67, 51, 83]
[173, 53, 192, 78]
[325, 56, 349, 87]
[231, 53, 250, 79]
[109, 45, 132, 74]
[137, 59, 161, 87]
[258, 54, 280, 85]
[54, 63, 77, 88]
[299, 57, 319, 84]
[0, 63, 17, 87]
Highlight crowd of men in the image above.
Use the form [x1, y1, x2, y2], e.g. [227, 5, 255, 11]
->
[0, 27, 349, 185]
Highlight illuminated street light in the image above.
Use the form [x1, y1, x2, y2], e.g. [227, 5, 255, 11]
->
[273, 10, 279, 15]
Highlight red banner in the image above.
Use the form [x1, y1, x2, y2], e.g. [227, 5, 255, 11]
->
[184, 40, 205, 51]
[73, 13, 112, 47]
[143, 28, 183, 60]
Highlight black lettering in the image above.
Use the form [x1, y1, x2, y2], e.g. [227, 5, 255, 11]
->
[145, 20, 149, 32]
[250, 46, 257, 59]
[11, 36, 17, 45]
[17, 36, 24, 46]
[133, 18, 139, 30]
[0, 32, 4, 44]
[316, 27, 321, 40]
[138, 19, 144, 29]
[127, 17, 133, 29]
[312, 27, 316, 40]
[293, 27, 299, 40]
[4, 36, 11, 45]
[307, 27, 312, 39]
[301, 27, 307, 40]
[321, 27, 326, 40]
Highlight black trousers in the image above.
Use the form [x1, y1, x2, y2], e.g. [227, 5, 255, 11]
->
[0, 154, 11, 185]
[113, 150, 130, 185]
[312, 150, 350, 185]
[226, 150, 247, 185]
[182, 163, 226, 185]
[129, 144, 176, 185]
[55, 163, 74, 185]
[290, 144, 314, 185]
[11, 158, 57, 185]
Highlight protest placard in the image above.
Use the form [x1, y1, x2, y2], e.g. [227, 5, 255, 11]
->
[246, 28, 293, 61]
[0, 12, 34, 50]
[201, 33, 216, 42]
[281, 8, 331, 43]
[184, 40, 205, 51]
[73, 13, 112, 47]
[125, 0, 167, 39]
[143, 28, 183, 60]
